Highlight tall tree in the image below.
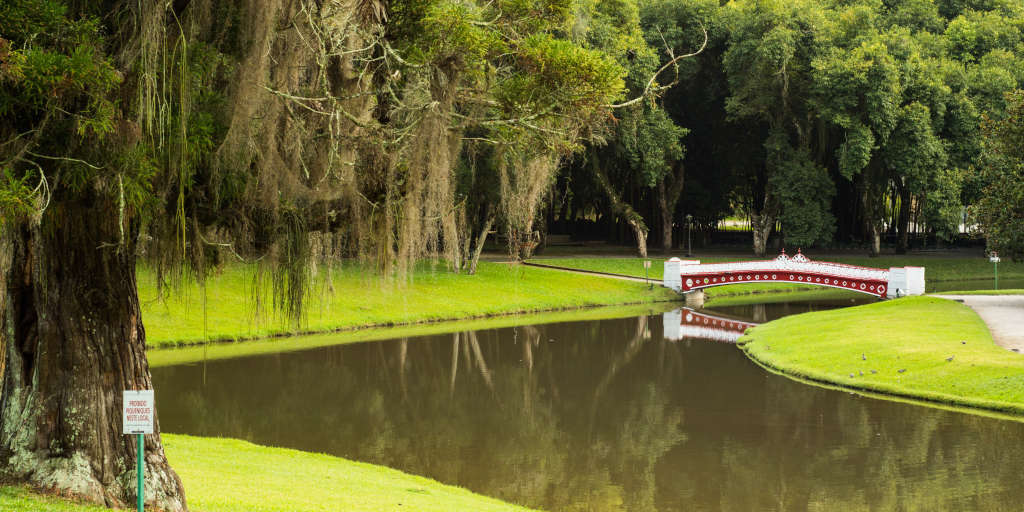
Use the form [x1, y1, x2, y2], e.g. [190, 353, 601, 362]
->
[0, 0, 629, 507]
[0, 1, 186, 508]
[973, 90, 1024, 259]
[722, 0, 829, 255]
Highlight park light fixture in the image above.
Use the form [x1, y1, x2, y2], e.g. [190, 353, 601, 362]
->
[686, 214, 693, 257]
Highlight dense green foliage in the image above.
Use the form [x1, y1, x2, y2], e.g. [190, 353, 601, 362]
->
[740, 296, 1024, 415]
[550, 0, 1024, 257]
[973, 90, 1024, 258]
[4, 0, 1020, 319]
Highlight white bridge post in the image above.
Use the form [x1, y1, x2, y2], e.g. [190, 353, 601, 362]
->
[663, 257, 700, 292]
[663, 258, 683, 292]
[886, 266, 925, 298]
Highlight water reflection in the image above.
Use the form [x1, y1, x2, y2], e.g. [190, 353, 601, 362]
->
[704, 294, 875, 322]
[153, 304, 1024, 511]
[663, 308, 756, 343]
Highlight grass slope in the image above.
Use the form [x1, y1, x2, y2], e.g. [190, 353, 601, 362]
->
[140, 261, 676, 346]
[0, 435, 534, 512]
[739, 296, 1024, 415]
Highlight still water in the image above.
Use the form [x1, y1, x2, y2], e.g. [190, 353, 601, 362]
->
[153, 300, 1024, 511]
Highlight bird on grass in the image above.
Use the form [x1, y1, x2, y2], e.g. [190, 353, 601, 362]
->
[862, 354, 866, 361]
[946, 355, 954, 362]
[870, 370, 877, 374]
[898, 368, 907, 373]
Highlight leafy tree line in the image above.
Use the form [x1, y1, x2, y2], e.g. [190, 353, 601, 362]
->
[559, 0, 1024, 258]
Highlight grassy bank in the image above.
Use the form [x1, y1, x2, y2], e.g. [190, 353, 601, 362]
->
[140, 261, 676, 347]
[0, 435, 534, 512]
[147, 302, 678, 368]
[739, 296, 1024, 415]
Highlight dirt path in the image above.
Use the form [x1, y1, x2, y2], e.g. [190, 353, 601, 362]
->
[934, 295, 1024, 353]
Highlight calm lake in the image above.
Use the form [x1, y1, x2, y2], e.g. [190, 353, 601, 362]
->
[153, 298, 1024, 511]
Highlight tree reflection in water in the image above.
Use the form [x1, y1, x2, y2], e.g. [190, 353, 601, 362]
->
[154, 311, 1024, 511]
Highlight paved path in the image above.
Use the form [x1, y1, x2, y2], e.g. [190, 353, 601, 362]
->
[934, 295, 1024, 353]
[520, 261, 658, 284]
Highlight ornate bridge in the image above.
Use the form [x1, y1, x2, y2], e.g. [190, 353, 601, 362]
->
[663, 250, 925, 299]
[663, 308, 758, 343]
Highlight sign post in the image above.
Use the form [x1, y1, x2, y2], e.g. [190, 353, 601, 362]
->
[990, 252, 1000, 290]
[643, 260, 652, 289]
[123, 390, 154, 512]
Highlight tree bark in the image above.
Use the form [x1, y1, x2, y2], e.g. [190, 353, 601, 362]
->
[0, 196, 187, 510]
[592, 161, 648, 258]
[467, 210, 495, 275]
[657, 162, 686, 254]
[750, 212, 774, 257]
[869, 223, 882, 256]
[628, 220, 649, 259]
[658, 192, 673, 254]
[896, 180, 911, 254]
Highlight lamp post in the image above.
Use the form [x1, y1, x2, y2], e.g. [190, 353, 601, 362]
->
[990, 251, 1000, 290]
[686, 214, 693, 257]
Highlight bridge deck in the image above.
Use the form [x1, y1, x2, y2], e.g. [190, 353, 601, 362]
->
[670, 251, 894, 298]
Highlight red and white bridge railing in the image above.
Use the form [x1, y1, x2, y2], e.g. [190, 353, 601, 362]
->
[663, 308, 757, 343]
[663, 250, 924, 299]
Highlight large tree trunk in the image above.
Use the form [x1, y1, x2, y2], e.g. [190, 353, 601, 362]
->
[467, 210, 496, 275]
[896, 180, 911, 254]
[592, 162, 649, 258]
[657, 162, 686, 254]
[869, 223, 882, 257]
[658, 195, 673, 254]
[628, 220, 649, 259]
[0, 196, 186, 510]
[751, 212, 774, 257]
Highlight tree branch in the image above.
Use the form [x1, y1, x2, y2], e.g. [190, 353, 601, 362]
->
[605, 23, 708, 109]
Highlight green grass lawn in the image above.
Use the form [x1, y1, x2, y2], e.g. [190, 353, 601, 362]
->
[0, 487, 111, 512]
[140, 261, 676, 346]
[0, 435, 535, 512]
[739, 296, 1024, 415]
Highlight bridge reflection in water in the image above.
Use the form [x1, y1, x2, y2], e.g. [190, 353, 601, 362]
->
[663, 308, 757, 343]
